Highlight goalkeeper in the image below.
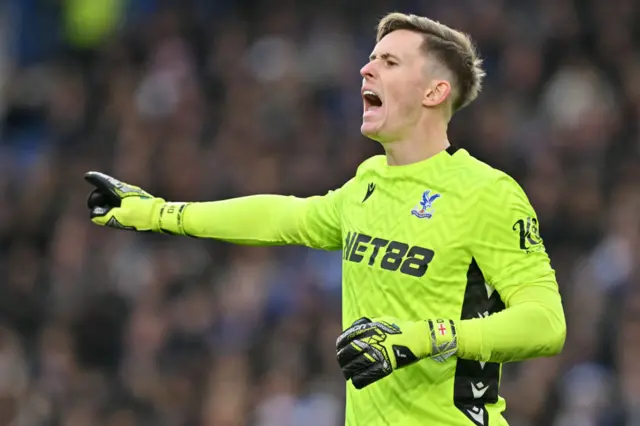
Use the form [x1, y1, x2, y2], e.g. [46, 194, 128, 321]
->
[85, 12, 565, 426]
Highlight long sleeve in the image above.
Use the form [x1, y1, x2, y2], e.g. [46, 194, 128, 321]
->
[455, 175, 566, 363]
[178, 181, 351, 250]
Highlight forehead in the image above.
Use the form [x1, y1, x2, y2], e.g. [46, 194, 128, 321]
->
[372, 29, 425, 59]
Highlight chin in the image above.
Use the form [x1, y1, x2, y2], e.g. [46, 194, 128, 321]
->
[360, 121, 384, 141]
[360, 125, 376, 138]
[362, 125, 395, 144]
[361, 108, 388, 141]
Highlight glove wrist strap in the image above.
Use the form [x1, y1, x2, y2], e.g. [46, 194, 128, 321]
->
[427, 319, 458, 362]
[157, 202, 191, 235]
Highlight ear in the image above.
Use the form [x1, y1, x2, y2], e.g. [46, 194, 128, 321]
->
[422, 80, 452, 108]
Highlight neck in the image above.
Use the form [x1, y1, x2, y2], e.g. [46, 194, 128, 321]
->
[382, 118, 450, 166]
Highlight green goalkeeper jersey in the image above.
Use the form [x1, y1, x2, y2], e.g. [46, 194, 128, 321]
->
[181, 146, 565, 426]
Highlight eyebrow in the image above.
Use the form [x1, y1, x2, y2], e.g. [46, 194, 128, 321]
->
[369, 52, 401, 62]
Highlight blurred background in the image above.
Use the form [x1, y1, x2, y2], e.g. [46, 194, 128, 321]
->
[0, 0, 639, 425]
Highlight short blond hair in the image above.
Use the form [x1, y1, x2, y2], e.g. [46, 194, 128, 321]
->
[377, 12, 485, 112]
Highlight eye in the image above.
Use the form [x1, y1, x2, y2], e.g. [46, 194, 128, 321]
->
[386, 60, 397, 67]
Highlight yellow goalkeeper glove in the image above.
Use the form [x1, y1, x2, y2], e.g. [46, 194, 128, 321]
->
[336, 317, 458, 389]
[84, 171, 189, 235]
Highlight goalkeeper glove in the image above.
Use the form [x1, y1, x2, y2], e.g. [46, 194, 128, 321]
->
[336, 317, 457, 389]
[84, 171, 189, 235]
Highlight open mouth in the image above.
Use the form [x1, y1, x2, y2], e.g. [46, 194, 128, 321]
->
[363, 90, 383, 112]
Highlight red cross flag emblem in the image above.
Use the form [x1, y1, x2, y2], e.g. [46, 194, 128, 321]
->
[438, 323, 447, 336]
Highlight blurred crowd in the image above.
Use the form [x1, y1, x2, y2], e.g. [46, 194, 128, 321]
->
[1, 0, 640, 425]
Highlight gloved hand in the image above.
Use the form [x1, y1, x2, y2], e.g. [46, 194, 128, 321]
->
[84, 171, 189, 234]
[336, 317, 457, 389]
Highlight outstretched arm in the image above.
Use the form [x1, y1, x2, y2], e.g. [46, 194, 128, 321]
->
[85, 171, 350, 251]
[176, 193, 344, 249]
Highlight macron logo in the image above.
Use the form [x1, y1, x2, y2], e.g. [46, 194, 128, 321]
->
[471, 381, 489, 399]
[466, 406, 485, 425]
[362, 182, 376, 203]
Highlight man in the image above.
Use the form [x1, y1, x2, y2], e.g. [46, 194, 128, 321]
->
[85, 13, 566, 426]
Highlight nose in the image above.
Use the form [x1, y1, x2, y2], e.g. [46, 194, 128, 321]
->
[360, 61, 375, 80]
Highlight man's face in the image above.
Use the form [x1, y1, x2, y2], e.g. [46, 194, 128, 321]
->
[360, 30, 430, 142]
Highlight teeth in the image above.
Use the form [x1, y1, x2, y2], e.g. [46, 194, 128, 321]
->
[363, 90, 377, 97]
